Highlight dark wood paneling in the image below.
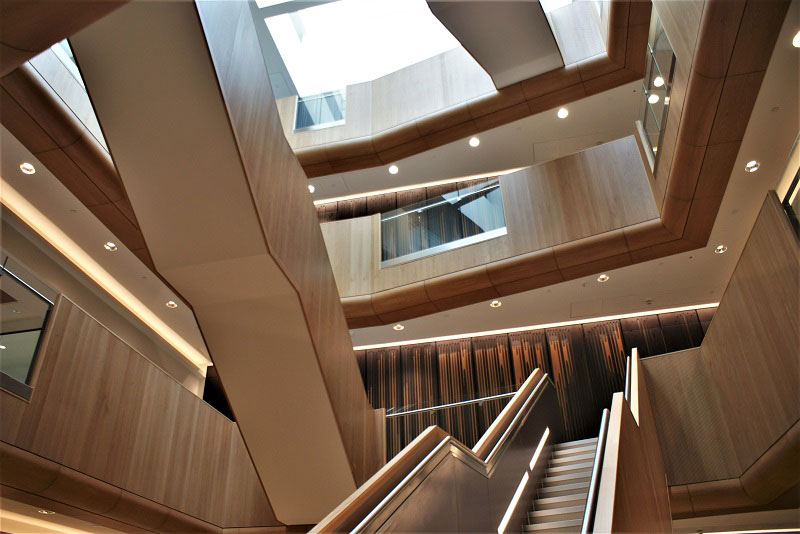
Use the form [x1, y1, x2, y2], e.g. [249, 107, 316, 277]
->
[364, 308, 713, 457]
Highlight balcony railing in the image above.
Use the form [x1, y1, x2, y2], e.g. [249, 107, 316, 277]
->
[381, 178, 506, 266]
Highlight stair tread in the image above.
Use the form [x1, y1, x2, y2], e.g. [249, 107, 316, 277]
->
[530, 505, 585, 518]
[547, 462, 594, 474]
[543, 472, 592, 484]
[539, 482, 591, 497]
[524, 518, 583, 531]
[556, 437, 597, 449]
[534, 493, 588, 507]
[552, 445, 597, 458]
[550, 452, 595, 465]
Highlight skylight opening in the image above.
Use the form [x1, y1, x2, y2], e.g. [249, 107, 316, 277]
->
[264, 0, 460, 97]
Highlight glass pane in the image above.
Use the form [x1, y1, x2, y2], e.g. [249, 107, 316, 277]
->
[0, 259, 53, 385]
[640, 10, 676, 171]
[295, 90, 345, 130]
[381, 179, 506, 263]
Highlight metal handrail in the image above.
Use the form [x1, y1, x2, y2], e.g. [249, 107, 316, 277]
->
[580, 408, 610, 534]
[385, 390, 516, 418]
[624, 355, 632, 402]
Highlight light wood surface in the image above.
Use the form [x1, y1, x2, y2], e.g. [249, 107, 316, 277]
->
[594, 349, 672, 532]
[71, 1, 385, 524]
[291, 1, 649, 178]
[642, 193, 800, 517]
[0, 297, 277, 529]
[324, 136, 660, 324]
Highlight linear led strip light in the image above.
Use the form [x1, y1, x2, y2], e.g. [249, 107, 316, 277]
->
[312, 166, 526, 206]
[1, 179, 211, 369]
[497, 427, 551, 534]
[354, 302, 720, 350]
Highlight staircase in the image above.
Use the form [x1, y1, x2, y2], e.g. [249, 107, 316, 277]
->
[525, 437, 598, 532]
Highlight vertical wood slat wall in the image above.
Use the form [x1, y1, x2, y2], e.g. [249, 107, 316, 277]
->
[355, 307, 715, 458]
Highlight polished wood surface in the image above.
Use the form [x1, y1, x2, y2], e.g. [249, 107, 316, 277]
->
[594, 349, 672, 532]
[0, 297, 277, 529]
[643, 193, 800, 517]
[311, 369, 561, 533]
[290, 1, 649, 178]
[0, 0, 127, 77]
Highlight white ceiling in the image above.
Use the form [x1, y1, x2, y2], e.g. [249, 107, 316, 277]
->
[0, 126, 212, 368]
[309, 80, 642, 201]
[0, 497, 123, 534]
[349, 5, 800, 347]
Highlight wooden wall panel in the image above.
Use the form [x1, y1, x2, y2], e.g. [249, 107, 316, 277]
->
[698, 193, 800, 472]
[323, 136, 658, 314]
[0, 297, 277, 528]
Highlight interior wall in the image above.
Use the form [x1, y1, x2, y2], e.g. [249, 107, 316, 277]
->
[0, 217, 206, 395]
[643, 192, 800, 486]
[323, 136, 658, 297]
[0, 297, 277, 528]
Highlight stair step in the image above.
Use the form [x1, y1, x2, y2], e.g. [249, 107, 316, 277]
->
[555, 437, 597, 450]
[552, 443, 597, 458]
[546, 462, 594, 476]
[529, 505, 585, 523]
[543, 471, 592, 485]
[533, 493, 588, 510]
[550, 452, 595, 467]
[524, 519, 583, 532]
[539, 481, 590, 497]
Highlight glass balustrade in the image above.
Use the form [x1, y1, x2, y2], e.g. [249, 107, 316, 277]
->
[638, 14, 675, 172]
[380, 178, 506, 266]
[0, 256, 55, 399]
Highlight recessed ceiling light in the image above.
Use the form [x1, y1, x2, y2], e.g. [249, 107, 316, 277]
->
[664, 96, 670, 105]
[165, 300, 178, 309]
[490, 300, 502, 308]
[392, 324, 404, 331]
[648, 93, 659, 104]
[714, 244, 728, 254]
[744, 160, 760, 173]
[597, 274, 610, 283]
[557, 107, 569, 119]
[37, 510, 56, 515]
[307, 184, 315, 193]
[19, 162, 36, 175]
[653, 76, 665, 87]
[793, 30, 800, 48]
[0, 345, 6, 350]
[652, 146, 658, 153]
[103, 241, 118, 251]
[469, 136, 480, 148]
[388, 164, 399, 175]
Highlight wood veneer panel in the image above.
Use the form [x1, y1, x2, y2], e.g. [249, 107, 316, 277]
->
[0, 298, 277, 527]
[699, 193, 800, 471]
